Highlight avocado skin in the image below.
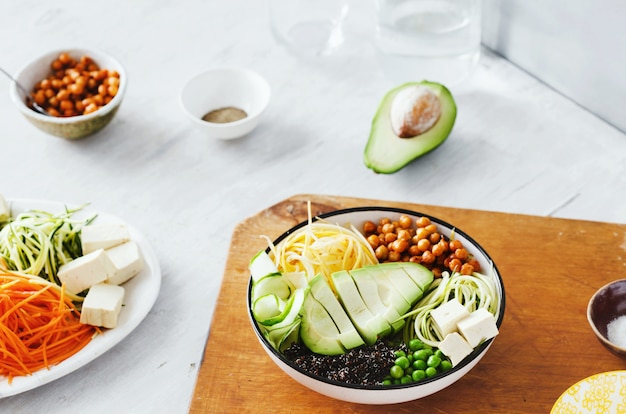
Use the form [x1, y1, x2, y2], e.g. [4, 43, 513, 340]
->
[364, 81, 457, 174]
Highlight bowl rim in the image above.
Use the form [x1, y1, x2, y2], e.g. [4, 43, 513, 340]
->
[586, 278, 626, 352]
[247, 205, 506, 391]
[9, 47, 127, 123]
[178, 66, 271, 129]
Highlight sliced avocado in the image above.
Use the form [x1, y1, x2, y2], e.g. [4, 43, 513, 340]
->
[348, 268, 406, 334]
[299, 290, 346, 355]
[378, 265, 423, 305]
[364, 81, 457, 174]
[363, 265, 412, 315]
[379, 262, 434, 293]
[331, 270, 391, 345]
[309, 274, 365, 350]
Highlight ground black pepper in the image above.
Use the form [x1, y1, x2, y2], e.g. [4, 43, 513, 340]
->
[283, 340, 401, 386]
[201, 106, 247, 123]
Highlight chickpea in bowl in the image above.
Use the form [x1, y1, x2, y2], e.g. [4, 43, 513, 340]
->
[10, 48, 127, 139]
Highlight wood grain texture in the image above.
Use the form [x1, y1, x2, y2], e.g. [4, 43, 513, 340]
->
[189, 194, 626, 413]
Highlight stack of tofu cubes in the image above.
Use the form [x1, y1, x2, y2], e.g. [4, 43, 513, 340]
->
[57, 223, 144, 329]
[430, 300, 499, 366]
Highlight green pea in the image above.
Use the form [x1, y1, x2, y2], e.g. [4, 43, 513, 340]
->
[395, 356, 410, 370]
[401, 375, 412, 384]
[425, 367, 438, 377]
[382, 379, 392, 386]
[434, 349, 445, 359]
[394, 350, 406, 358]
[413, 359, 427, 370]
[405, 367, 414, 376]
[390, 365, 404, 379]
[412, 369, 426, 381]
[427, 355, 441, 368]
[440, 360, 453, 372]
[414, 349, 433, 361]
[408, 339, 424, 351]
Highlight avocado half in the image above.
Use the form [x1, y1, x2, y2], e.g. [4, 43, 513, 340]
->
[364, 81, 457, 174]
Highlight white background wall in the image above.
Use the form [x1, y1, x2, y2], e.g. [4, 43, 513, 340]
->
[482, 0, 626, 133]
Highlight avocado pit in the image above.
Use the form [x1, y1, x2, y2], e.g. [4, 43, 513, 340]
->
[390, 85, 442, 138]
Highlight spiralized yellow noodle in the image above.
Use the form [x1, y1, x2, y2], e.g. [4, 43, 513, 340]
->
[265, 204, 378, 284]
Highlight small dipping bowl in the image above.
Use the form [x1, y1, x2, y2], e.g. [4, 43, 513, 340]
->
[10, 47, 127, 140]
[587, 279, 626, 359]
[179, 67, 271, 140]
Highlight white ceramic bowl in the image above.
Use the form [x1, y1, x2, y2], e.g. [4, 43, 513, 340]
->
[247, 206, 506, 405]
[10, 47, 127, 139]
[179, 67, 270, 140]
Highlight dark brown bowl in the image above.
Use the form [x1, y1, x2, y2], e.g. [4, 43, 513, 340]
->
[587, 279, 626, 359]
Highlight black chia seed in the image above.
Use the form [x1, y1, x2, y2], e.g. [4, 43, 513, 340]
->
[283, 340, 401, 386]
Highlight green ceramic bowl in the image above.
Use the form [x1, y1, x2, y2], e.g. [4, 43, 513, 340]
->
[10, 48, 127, 140]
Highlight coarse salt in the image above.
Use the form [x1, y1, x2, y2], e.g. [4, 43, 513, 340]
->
[606, 315, 626, 348]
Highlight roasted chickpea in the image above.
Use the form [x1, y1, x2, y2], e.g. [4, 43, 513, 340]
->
[417, 238, 431, 252]
[421, 250, 436, 264]
[375, 245, 389, 261]
[460, 263, 475, 275]
[429, 232, 441, 244]
[366, 234, 380, 249]
[398, 215, 412, 229]
[431, 241, 446, 257]
[28, 52, 119, 117]
[388, 250, 401, 262]
[415, 227, 430, 240]
[384, 232, 397, 244]
[408, 244, 421, 257]
[449, 239, 463, 251]
[362, 214, 480, 277]
[449, 258, 462, 272]
[454, 248, 469, 261]
[363, 221, 377, 234]
[390, 239, 408, 254]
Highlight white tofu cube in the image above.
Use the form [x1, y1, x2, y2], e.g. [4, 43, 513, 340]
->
[0, 193, 9, 221]
[105, 240, 144, 285]
[439, 332, 473, 366]
[81, 223, 131, 254]
[430, 299, 470, 337]
[80, 283, 125, 328]
[457, 308, 499, 348]
[58, 249, 115, 294]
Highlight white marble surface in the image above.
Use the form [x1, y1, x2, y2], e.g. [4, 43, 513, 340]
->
[0, 1, 625, 413]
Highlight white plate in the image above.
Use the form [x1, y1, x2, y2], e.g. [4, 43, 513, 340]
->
[0, 199, 162, 398]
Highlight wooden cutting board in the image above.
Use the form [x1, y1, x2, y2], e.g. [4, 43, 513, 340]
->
[189, 194, 626, 413]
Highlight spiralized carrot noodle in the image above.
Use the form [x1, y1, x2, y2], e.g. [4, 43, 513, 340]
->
[0, 270, 98, 384]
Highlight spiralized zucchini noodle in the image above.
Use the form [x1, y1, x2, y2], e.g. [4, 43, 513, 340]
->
[264, 203, 378, 283]
[402, 266, 500, 347]
[0, 205, 96, 285]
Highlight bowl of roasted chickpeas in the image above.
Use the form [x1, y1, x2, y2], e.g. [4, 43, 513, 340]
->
[10, 48, 126, 139]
